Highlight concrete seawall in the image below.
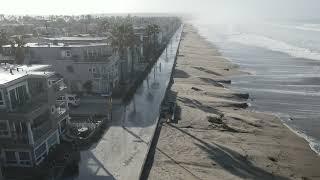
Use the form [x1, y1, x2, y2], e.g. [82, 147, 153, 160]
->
[71, 25, 184, 180]
[139, 25, 184, 180]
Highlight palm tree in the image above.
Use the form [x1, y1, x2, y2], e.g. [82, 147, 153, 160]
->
[12, 36, 26, 64]
[0, 30, 9, 54]
[151, 24, 160, 53]
[145, 24, 161, 60]
[145, 24, 153, 60]
[98, 19, 111, 35]
[81, 14, 92, 34]
[0, 14, 5, 22]
[110, 21, 135, 84]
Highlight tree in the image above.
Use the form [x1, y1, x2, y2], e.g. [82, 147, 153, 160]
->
[110, 21, 135, 83]
[151, 24, 160, 53]
[110, 22, 135, 57]
[98, 19, 111, 34]
[12, 36, 26, 64]
[82, 80, 93, 94]
[145, 24, 160, 60]
[0, 14, 5, 22]
[80, 14, 92, 33]
[0, 30, 9, 54]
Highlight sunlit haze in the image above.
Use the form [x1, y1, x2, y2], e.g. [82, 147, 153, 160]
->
[1, 0, 320, 179]
[1, 0, 320, 22]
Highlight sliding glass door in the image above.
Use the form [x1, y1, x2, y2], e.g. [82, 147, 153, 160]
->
[9, 85, 29, 110]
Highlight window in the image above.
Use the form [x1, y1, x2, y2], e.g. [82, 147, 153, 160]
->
[19, 152, 30, 161]
[9, 84, 29, 110]
[65, 50, 71, 57]
[29, 80, 44, 95]
[0, 90, 4, 106]
[0, 120, 9, 136]
[5, 151, 17, 164]
[19, 152, 31, 166]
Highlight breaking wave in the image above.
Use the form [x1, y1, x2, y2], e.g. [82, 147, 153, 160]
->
[228, 33, 320, 61]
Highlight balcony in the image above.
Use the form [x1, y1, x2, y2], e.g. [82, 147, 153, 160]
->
[3, 93, 49, 122]
[32, 118, 53, 144]
[0, 133, 29, 147]
[82, 54, 111, 62]
[52, 79, 67, 97]
[56, 102, 68, 120]
[0, 55, 15, 63]
[53, 79, 67, 91]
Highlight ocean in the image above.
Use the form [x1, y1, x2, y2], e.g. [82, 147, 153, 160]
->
[193, 20, 320, 155]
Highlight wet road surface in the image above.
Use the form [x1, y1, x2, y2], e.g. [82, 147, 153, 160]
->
[64, 26, 183, 180]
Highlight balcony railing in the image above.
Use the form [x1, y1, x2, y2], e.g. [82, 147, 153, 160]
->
[56, 102, 68, 119]
[83, 54, 111, 62]
[53, 79, 67, 92]
[32, 118, 53, 143]
[11, 93, 48, 121]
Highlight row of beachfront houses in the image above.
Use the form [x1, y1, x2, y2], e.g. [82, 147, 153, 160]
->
[2, 37, 120, 95]
[0, 25, 168, 95]
[0, 24, 179, 169]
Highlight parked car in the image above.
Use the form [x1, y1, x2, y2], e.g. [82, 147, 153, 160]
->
[57, 94, 80, 107]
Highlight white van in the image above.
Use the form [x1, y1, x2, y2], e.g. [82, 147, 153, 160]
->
[57, 94, 80, 107]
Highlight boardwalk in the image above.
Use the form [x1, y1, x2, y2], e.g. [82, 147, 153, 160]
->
[71, 26, 183, 180]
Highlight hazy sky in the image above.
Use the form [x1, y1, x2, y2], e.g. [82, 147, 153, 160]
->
[0, 0, 319, 21]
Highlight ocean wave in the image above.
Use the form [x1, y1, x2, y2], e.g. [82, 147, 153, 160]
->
[239, 87, 320, 96]
[275, 111, 320, 156]
[283, 123, 320, 156]
[228, 33, 320, 61]
[295, 24, 320, 32]
[261, 111, 320, 156]
[271, 23, 320, 32]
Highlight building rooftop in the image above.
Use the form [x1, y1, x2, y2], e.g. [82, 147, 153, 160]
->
[44, 36, 109, 41]
[0, 63, 53, 86]
[2, 42, 110, 48]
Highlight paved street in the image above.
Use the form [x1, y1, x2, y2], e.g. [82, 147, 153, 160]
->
[68, 26, 183, 180]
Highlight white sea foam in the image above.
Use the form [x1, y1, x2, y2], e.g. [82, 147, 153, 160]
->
[283, 123, 320, 156]
[274, 113, 320, 156]
[271, 23, 320, 32]
[295, 24, 320, 32]
[193, 22, 320, 156]
[239, 87, 320, 96]
[228, 33, 320, 61]
[263, 111, 320, 156]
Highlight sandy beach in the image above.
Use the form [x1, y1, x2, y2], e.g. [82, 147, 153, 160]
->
[148, 24, 320, 180]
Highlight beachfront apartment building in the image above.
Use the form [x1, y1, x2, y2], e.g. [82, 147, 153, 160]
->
[0, 63, 69, 167]
[2, 36, 119, 94]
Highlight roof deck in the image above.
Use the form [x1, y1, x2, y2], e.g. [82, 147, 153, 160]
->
[2, 42, 110, 48]
[0, 63, 53, 86]
[45, 36, 109, 42]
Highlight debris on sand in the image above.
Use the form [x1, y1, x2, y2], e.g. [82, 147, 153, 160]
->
[233, 93, 250, 100]
[268, 156, 278, 162]
[191, 87, 203, 91]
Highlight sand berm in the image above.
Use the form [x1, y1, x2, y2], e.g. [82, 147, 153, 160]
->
[147, 24, 320, 180]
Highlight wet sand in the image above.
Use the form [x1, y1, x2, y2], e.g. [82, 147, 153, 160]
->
[148, 24, 320, 180]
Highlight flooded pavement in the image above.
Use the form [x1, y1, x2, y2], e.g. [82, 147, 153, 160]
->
[57, 26, 183, 180]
